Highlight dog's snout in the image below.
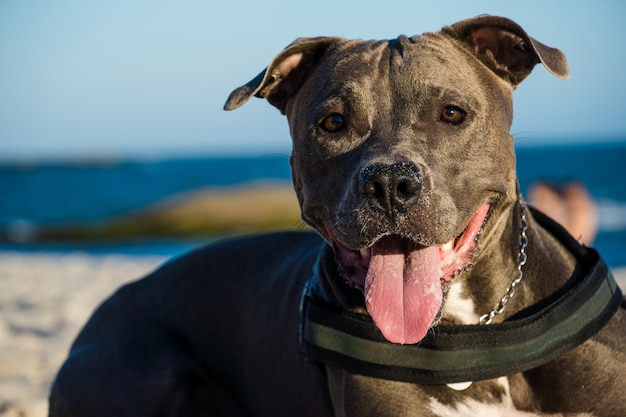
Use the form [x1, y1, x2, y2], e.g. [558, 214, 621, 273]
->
[359, 162, 421, 214]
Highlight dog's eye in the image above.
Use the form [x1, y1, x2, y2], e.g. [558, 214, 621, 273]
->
[320, 113, 345, 132]
[440, 106, 466, 125]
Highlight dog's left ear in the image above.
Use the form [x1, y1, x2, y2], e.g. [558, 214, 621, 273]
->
[446, 15, 569, 87]
[224, 37, 342, 113]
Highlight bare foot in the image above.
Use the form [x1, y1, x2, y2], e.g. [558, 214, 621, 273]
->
[528, 181, 598, 246]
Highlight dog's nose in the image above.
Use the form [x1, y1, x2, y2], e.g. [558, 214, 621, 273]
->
[359, 162, 421, 214]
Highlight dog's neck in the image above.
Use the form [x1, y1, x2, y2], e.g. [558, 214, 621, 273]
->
[459, 200, 578, 325]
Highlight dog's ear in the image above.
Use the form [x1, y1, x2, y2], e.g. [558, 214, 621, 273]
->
[446, 15, 569, 87]
[224, 37, 341, 113]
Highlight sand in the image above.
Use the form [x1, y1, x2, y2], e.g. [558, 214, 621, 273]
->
[1, 250, 625, 416]
[0, 251, 165, 417]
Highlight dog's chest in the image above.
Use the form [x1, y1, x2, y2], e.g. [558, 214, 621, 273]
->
[425, 377, 592, 417]
[427, 399, 542, 416]
[441, 280, 480, 324]
[425, 377, 518, 417]
[428, 399, 592, 416]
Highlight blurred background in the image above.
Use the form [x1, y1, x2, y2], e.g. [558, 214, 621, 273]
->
[1, 0, 625, 262]
[0, 1, 625, 414]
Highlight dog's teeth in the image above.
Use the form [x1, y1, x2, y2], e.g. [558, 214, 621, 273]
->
[360, 248, 371, 260]
[441, 241, 454, 253]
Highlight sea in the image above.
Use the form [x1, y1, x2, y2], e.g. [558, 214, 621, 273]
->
[1, 142, 626, 267]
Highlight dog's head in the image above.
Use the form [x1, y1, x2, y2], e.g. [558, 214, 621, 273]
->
[225, 16, 568, 344]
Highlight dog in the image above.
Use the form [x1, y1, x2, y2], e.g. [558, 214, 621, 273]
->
[49, 15, 626, 416]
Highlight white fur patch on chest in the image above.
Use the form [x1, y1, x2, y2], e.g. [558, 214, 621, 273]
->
[428, 377, 593, 417]
[442, 280, 480, 324]
[428, 398, 543, 417]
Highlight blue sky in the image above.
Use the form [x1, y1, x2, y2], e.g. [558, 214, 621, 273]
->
[1, 1, 624, 161]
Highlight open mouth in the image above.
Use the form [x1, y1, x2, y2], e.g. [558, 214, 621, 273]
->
[329, 203, 491, 345]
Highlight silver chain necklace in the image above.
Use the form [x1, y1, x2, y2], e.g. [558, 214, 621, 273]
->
[479, 202, 529, 325]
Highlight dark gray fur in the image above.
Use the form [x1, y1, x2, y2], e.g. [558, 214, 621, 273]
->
[50, 16, 626, 416]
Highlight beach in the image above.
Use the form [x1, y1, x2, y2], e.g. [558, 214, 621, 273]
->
[0, 251, 165, 416]
[1, 251, 625, 416]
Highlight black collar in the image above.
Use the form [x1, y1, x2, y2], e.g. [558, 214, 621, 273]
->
[299, 208, 624, 385]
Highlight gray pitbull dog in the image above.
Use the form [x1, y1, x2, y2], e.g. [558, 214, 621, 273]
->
[50, 15, 626, 416]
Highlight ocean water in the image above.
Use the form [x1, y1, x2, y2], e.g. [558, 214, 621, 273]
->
[1, 143, 625, 266]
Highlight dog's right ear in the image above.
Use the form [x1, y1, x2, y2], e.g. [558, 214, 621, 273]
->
[224, 37, 341, 114]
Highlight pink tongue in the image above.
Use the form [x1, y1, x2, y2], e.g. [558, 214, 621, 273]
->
[364, 236, 442, 344]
